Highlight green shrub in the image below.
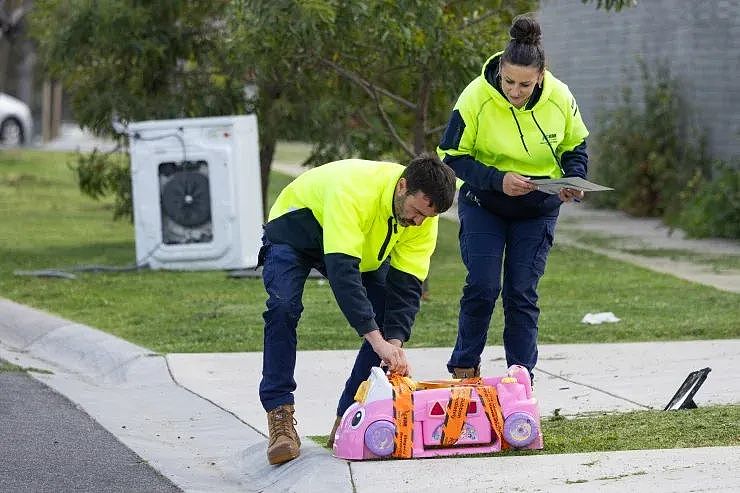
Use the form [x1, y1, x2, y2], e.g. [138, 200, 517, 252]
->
[71, 149, 132, 221]
[590, 60, 708, 218]
[672, 162, 740, 239]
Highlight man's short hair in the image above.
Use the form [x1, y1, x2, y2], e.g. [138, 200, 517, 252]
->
[402, 152, 457, 213]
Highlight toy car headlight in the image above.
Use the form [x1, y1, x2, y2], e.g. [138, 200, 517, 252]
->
[350, 408, 366, 429]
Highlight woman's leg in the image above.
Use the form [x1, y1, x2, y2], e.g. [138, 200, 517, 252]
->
[447, 199, 506, 374]
[501, 214, 557, 376]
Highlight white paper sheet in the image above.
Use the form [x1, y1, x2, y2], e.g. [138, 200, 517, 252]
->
[581, 312, 621, 324]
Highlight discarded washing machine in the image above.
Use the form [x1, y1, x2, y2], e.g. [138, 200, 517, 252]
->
[129, 115, 262, 270]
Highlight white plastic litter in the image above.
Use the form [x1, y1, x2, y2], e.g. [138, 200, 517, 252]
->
[581, 312, 621, 324]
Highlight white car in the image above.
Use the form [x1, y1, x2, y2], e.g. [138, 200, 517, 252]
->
[0, 92, 33, 146]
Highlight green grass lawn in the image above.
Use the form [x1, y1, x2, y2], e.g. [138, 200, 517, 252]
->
[1, 149, 738, 353]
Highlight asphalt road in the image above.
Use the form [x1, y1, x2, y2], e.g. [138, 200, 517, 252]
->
[0, 362, 180, 493]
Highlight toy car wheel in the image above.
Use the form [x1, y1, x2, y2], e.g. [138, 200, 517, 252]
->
[364, 420, 396, 457]
[503, 412, 538, 448]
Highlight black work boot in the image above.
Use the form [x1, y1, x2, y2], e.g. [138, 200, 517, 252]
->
[266, 404, 301, 465]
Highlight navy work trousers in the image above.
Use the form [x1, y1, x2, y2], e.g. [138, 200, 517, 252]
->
[448, 197, 558, 377]
[259, 239, 389, 417]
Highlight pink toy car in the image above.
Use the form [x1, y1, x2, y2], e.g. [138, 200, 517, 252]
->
[333, 365, 543, 460]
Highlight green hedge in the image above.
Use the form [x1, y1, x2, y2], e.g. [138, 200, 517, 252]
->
[589, 60, 738, 239]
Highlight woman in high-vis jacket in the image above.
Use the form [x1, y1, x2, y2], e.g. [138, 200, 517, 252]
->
[437, 15, 589, 382]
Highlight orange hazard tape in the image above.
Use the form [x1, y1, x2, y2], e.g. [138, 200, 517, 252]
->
[475, 384, 509, 450]
[389, 373, 414, 458]
[440, 386, 472, 446]
[388, 373, 509, 457]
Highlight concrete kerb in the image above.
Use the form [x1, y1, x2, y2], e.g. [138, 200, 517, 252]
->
[0, 298, 351, 492]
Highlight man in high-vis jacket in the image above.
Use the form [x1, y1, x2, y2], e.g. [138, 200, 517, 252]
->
[258, 153, 456, 464]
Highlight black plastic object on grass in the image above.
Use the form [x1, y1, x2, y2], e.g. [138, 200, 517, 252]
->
[664, 367, 711, 410]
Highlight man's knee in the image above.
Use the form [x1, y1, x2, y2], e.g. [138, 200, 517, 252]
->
[265, 296, 303, 324]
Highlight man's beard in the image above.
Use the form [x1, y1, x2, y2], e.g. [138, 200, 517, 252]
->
[393, 193, 412, 227]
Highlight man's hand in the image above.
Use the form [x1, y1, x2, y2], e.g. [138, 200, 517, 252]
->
[502, 172, 536, 196]
[387, 339, 403, 348]
[364, 331, 410, 376]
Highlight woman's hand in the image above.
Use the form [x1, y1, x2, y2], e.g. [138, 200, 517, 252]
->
[558, 187, 584, 203]
[503, 172, 536, 196]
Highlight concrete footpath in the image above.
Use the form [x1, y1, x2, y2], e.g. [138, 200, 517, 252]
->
[1, 298, 738, 492]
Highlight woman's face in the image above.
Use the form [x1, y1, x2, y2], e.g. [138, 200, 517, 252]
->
[499, 62, 543, 108]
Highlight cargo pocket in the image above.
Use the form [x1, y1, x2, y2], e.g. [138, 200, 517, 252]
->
[532, 219, 556, 276]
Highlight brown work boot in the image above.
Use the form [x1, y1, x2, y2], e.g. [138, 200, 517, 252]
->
[266, 404, 301, 465]
[451, 366, 480, 379]
[327, 415, 342, 449]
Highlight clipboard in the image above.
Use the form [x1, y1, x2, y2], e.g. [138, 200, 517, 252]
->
[530, 177, 613, 194]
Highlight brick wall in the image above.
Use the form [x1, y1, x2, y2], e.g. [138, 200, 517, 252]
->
[538, 0, 740, 162]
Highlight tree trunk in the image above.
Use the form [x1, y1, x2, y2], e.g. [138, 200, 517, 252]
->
[0, 42, 8, 92]
[415, 72, 435, 298]
[256, 79, 285, 221]
[17, 37, 35, 106]
[414, 73, 432, 154]
[259, 136, 275, 221]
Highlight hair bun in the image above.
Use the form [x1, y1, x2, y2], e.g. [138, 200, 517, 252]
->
[509, 15, 541, 45]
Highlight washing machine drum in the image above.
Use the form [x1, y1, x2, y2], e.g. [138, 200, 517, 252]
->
[161, 171, 212, 227]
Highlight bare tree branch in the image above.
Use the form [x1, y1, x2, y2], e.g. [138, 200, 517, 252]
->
[320, 58, 417, 111]
[352, 109, 373, 129]
[460, 9, 499, 30]
[368, 85, 414, 156]
[426, 123, 447, 136]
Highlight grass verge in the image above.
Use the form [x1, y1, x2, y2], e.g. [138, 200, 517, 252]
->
[0, 360, 52, 374]
[0, 361, 24, 372]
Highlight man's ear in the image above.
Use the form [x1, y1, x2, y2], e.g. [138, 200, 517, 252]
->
[396, 177, 408, 195]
